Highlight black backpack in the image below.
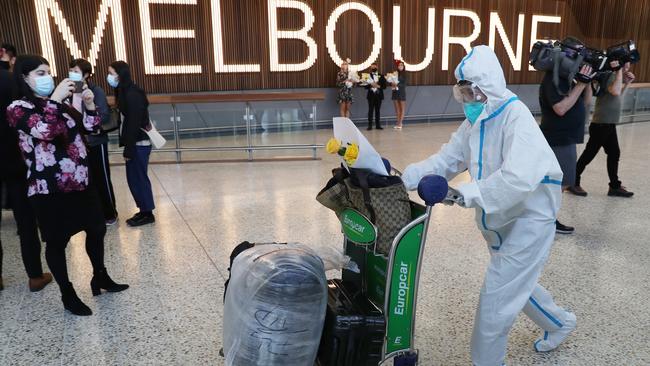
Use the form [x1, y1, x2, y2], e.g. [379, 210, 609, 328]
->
[223, 241, 256, 302]
[223, 241, 289, 302]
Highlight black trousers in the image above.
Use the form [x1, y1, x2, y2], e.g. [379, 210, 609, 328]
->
[368, 97, 382, 128]
[30, 191, 106, 288]
[575, 123, 621, 188]
[0, 179, 44, 279]
[44, 225, 105, 288]
[88, 142, 118, 220]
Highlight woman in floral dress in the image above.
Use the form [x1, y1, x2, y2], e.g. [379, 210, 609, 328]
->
[7, 55, 128, 316]
[336, 61, 354, 117]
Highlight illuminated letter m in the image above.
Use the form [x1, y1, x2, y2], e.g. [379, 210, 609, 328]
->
[34, 0, 127, 76]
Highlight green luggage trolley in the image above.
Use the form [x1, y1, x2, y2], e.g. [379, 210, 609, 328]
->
[333, 174, 449, 365]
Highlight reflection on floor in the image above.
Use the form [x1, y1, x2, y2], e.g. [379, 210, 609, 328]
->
[1, 122, 649, 365]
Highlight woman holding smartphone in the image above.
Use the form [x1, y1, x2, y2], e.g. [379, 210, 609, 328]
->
[7, 55, 128, 316]
[108, 61, 156, 227]
[391, 60, 408, 129]
[336, 61, 354, 118]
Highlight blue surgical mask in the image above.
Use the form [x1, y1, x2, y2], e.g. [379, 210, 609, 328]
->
[463, 102, 485, 125]
[68, 71, 83, 82]
[32, 75, 55, 97]
[107, 74, 119, 88]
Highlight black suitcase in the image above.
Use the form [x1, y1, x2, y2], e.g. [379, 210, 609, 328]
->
[317, 279, 385, 366]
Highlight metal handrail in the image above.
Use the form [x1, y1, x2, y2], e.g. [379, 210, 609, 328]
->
[110, 92, 326, 163]
[108, 87, 650, 163]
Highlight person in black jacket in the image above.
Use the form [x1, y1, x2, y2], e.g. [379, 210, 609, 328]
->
[69, 59, 119, 225]
[365, 62, 386, 131]
[0, 43, 17, 70]
[539, 37, 594, 235]
[0, 45, 52, 292]
[107, 61, 155, 227]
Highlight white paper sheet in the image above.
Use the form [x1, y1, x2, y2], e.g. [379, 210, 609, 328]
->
[332, 117, 389, 176]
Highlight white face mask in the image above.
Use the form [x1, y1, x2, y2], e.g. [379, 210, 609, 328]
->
[69, 71, 83, 82]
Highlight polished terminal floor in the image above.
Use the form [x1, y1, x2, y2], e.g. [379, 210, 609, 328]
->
[1, 121, 649, 366]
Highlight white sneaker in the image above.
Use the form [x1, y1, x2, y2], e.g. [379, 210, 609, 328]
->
[534, 312, 577, 352]
[393, 125, 402, 130]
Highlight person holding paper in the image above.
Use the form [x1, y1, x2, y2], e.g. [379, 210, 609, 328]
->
[390, 60, 407, 129]
[402, 46, 575, 366]
[336, 60, 354, 118]
[365, 62, 386, 131]
[108, 61, 156, 227]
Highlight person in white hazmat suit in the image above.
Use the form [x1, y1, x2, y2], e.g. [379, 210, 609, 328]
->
[402, 45, 576, 366]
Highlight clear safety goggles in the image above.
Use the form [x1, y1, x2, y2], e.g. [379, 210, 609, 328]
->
[452, 80, 486, 103]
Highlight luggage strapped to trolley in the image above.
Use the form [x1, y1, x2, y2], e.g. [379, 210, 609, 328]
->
[329, 173, 447, 365]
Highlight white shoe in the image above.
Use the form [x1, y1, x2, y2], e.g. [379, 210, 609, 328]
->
[393, 125, 402, 130]
[534, 312, 577, 352]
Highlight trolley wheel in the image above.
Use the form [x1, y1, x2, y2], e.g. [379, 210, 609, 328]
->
[393, 351, 418, 366]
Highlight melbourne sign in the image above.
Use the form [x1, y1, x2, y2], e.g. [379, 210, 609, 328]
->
[2, 0, 572, 91]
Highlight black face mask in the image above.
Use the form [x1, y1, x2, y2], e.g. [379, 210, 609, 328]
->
[0, 61, 9, 70]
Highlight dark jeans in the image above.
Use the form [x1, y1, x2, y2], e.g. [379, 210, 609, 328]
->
[0, 179, 44, 279]
[126, 145, 155, 212]
[368, 97, 382, 128]
[576, 123, 621, 189]
[88, 142, 118, 220]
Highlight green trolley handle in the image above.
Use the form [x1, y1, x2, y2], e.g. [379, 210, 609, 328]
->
[338, 174, 448, 365]
[380, 203, 430, 362]
[381, 174, 449, 364]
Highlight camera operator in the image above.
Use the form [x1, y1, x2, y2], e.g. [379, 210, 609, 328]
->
[539, 37, 594, 235]
[570, 61, 635, 198]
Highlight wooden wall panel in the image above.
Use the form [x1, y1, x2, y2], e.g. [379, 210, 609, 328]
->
[1, 0, 648, 94]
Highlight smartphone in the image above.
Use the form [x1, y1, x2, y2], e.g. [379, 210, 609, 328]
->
[73, 81, 83, 94]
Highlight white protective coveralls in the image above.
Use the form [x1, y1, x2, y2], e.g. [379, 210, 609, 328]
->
[402, 46, 576, 366]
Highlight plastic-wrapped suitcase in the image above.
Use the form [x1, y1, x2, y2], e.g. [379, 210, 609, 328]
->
[317, 279, 385, 366]
[222, 243, 328, 366]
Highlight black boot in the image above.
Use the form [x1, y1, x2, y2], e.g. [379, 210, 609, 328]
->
[91, 268, 129, 296]
[61, 283, 92, 316]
